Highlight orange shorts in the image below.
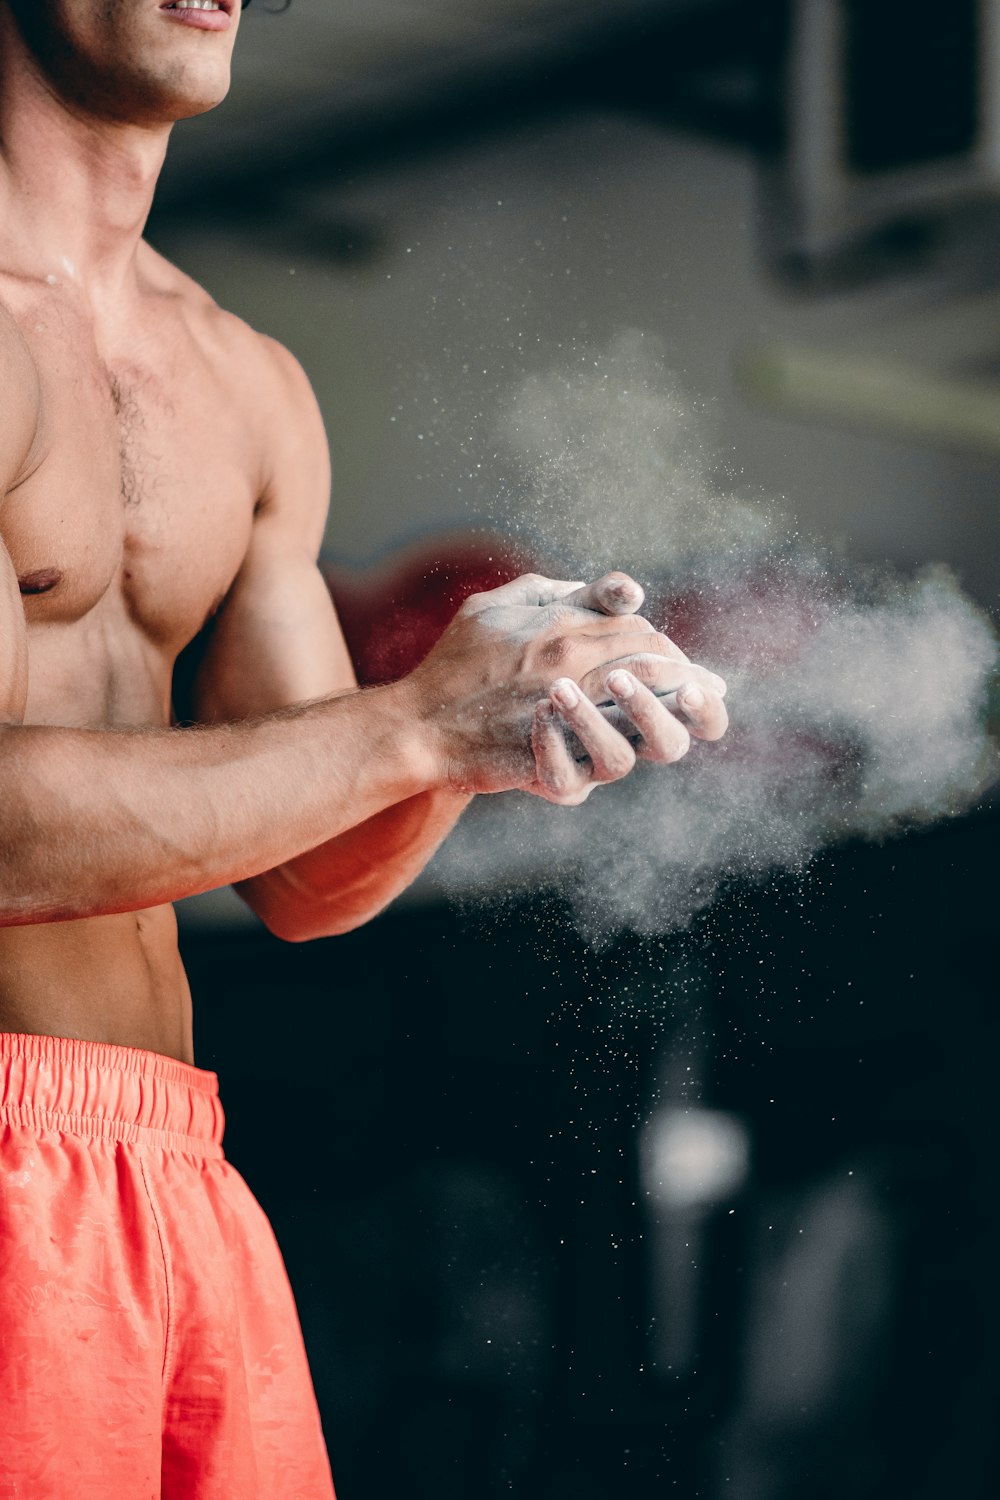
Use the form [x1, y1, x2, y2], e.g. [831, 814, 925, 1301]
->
[0, 1033, 336, 1500]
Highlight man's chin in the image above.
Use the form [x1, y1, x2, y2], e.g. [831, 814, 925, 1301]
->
[103, 65, 233, 127]
[170, 78, 232, 122]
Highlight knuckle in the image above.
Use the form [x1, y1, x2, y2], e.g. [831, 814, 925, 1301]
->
[596, 749, 635, 781]
[649, 631, 680, 655]
[587, 729, 636, 778]
[555, 787, 590, 806]
[541, 765, 574, 797]
[630, 655, 661, 686]
[540, 633, 573, 669]
[620, 614, 654, 634]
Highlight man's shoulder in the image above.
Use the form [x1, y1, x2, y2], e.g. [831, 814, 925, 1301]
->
[141, 242, 314, 405]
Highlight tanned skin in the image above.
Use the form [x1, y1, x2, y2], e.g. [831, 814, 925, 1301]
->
[0, 0, 728, 1065]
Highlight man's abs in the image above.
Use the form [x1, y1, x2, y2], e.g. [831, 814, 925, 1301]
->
[0, 904, 196, 1063]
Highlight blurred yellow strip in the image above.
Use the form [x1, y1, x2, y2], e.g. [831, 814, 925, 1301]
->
[741, 345, 1000, 457]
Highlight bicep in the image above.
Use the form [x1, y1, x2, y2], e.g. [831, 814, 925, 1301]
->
[190, 334, 356, 723]
[192, 539, 356, 723]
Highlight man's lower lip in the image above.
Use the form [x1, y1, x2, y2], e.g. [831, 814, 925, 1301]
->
[159, 5, 231, 31]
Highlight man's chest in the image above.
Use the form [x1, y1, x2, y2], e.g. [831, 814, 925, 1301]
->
[2, 285, 258, 654]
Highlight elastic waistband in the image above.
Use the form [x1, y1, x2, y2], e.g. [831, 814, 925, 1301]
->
[0, 1033, 225, 1158]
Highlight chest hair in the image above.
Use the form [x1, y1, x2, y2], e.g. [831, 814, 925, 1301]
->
[107, 368, 164, 511]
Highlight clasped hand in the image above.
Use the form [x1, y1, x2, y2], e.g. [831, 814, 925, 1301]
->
[409, 570, 728, 805]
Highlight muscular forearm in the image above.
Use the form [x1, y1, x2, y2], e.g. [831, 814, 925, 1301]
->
[234, 786, 472, 941]
[0, 683, 437, 926]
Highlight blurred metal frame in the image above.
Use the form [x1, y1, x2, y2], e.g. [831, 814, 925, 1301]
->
[152, 0, 773, 233]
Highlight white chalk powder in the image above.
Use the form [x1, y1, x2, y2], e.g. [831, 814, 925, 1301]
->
[429, 331, 998, 939]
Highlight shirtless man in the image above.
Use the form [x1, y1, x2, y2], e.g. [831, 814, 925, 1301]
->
[0, 2, 728, 1495]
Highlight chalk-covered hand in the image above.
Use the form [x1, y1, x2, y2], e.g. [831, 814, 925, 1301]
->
[530, 582, 728, 806]
[404, 570, 726, 805]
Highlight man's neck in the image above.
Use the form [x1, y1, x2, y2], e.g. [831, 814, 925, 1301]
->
[0, 22, 170, 306]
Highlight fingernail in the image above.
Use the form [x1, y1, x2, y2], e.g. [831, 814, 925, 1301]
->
[551, 678, 579, 710]
[679, 682, 705, 710]
[607, 669, 635, 699]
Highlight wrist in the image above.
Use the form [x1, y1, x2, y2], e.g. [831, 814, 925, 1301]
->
[371, 674, 450, 794]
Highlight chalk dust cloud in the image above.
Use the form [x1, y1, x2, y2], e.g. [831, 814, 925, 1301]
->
[430, 331, 998, 938]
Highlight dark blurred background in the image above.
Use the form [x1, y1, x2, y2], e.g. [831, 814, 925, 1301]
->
[157, 3, 999, 1496]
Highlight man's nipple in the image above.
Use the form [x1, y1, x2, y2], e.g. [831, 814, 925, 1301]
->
[17, 568, 63, 596]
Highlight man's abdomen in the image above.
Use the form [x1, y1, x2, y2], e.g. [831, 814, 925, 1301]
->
[0, 903, 195, 1063]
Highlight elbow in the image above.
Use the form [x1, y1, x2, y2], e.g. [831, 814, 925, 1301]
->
[261, 908, 369, 944]
[258, 909, 315, 944]
[236, 883, 319, 943]
[235, 875, 373, 943]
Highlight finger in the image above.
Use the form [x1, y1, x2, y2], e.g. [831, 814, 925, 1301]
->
[465, 572, 585, 612]
[672, 680, 729, 742]
[599, 679, 727, 746]
[546, 623, 700, 686]
[550, 678, 636, 784]
[605, 670, 692, 762]
[531, 700, 592, 805]
[578, 651, 728, 709]
[562, 571, 645, 616]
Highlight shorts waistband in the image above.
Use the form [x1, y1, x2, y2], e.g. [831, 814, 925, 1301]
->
[0, 1033, 225, 1158]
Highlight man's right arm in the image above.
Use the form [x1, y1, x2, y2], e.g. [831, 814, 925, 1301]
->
[0, 317, 726, 931]
[0, 665, 449, 925]
[0, 577, 705, 927]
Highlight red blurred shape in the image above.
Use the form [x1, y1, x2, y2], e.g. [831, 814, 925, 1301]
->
[649, 566, 841, 672]
[324, 533, 536, 686]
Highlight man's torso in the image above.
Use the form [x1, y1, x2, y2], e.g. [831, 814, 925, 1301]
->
[0, 242, 270, 1062]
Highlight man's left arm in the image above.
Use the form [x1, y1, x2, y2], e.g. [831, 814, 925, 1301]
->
[191, 339, 470, 942]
